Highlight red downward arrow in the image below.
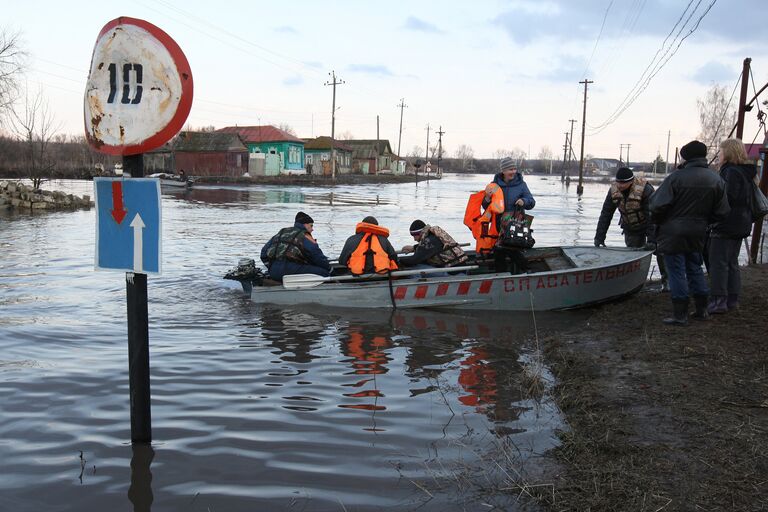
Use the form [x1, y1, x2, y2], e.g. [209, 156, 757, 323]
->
[111, 181, 127, 224]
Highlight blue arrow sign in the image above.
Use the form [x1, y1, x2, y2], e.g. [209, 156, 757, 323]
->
[94, 177, 162, 273]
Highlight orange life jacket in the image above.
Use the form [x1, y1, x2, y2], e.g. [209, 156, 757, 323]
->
[348, 222, 399, 275]
[463, 184, 504, 253]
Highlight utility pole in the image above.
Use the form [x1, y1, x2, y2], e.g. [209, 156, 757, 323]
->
[665, 130, 671, 174]
[619, 144, 624, 165]
[561, 131, 569, 182]
[424, 123, 431, 173]
[376, 115, 380, 173]
[577, 79, 593, 195]
[626, 143, 631, 167]
[397, 98, 407, 166]
[568, 119, 577, 170]
[436, 126, 444, 177]
[736, 57, 752, 139]
[325, 70, 344, 179]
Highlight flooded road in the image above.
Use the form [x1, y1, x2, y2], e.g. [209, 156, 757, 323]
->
[1, 174, 626, 511]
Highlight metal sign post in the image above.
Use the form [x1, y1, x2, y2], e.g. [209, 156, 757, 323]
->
[86, 16, 193, 443]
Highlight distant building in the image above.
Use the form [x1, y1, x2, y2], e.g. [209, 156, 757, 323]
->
[302, 136, 353, 175]
[173, 131, 249, 176]
[345, 139, 396, 174]
[588, 158, 622, 173]
[217, 125, 305, 174]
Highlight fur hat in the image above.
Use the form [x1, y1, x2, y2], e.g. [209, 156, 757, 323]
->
[615, 167, 634, 182]
[409, 219, 426, 234]
[362, 216, 378, 225]
[500, 157, 517, 171]
[295, 211, 314, 224]
[680, 140, 708, 161]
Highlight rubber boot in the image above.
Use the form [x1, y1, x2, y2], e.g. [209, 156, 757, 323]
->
[662, 299, 689, 325]
[693, 295, 710, 320]
[706, 295, 727, 315]
[727, 294, 739, 311]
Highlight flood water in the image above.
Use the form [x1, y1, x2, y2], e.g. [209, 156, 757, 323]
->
[1, 174, 638, 511]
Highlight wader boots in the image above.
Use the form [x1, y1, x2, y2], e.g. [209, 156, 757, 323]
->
[707, 295, 728, 314]
[663, 298, 689, 325]
[692, 295, 710, 320]
[727, 294, 739, 311]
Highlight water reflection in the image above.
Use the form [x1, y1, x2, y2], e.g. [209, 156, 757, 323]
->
[128, 443, 154, 512]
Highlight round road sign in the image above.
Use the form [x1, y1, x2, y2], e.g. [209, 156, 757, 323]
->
[84, 17, 193, 155]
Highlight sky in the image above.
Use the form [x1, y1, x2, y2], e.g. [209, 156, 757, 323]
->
[4, 0, 768, 162]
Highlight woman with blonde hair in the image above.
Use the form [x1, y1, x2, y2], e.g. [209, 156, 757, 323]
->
[707, 138, 757, 313]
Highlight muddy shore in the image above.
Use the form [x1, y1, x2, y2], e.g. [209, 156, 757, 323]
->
[531, 265, 768, 510]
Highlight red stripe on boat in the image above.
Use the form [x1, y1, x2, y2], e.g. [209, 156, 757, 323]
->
[479, 280, 493, 294]
[394, 286, 407, 300]
[436, 283, 449, 296]
[457, 282, 471, 295]
[415, 285, 428, 299]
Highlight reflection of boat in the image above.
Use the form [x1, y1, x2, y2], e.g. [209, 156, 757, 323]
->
[228, 246, 653, 311]
[147, 173, 192, 189]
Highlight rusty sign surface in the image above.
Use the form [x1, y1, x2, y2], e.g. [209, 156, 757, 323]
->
[84, 17, 193, 155]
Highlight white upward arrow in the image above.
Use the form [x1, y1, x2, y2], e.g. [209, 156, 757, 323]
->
[130, 213, 145, 273]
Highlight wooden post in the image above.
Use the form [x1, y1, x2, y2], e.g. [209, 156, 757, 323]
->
[736, 58, 752, 140]
[750, 149, 768, 263]
[124, 153, 151, 443]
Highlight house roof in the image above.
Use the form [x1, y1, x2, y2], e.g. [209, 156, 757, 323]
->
[343, 139, 394, 158]
[303, 136, 353, 151]
[217, 125, 304, 144]
[173, 131, 248, 152]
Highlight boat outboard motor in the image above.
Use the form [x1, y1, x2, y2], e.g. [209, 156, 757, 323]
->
[224, 258, 265, 295]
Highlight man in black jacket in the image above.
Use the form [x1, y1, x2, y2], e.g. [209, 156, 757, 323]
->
[650, 140, 730, 325]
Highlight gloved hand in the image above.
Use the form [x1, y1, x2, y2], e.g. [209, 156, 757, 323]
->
[643, 241, 657, 252]
[401, 245, 414, 254]
[514, 198, 525, 207]
[594, 239, 606, 247]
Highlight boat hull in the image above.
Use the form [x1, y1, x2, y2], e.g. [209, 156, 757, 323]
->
[247, 247, 653, 311]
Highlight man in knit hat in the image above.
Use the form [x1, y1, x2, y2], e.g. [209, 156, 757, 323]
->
[594, 166, 667, 289]
[260, 211, 330, 281]
[337, 216, 399, 275]
[650, 140, 730, 325]
[399, 219, 468, 269]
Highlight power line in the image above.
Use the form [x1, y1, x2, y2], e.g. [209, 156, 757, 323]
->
[590, 0, 717, 133]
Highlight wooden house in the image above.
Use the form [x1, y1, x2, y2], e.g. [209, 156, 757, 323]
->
[345, 139, 396, 174]
[302, 136, 353, 175]
[173, 131, 249, 176]
[217, 125, 305, 174]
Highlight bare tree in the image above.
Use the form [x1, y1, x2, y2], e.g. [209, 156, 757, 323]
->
[454, 144, 474, 170]
[492, 147, 526, 162]
[697, 83, 737, 160]
[11, 86, 61, 189]
[0, 28, 26, 126]
[537, 145, 553, 161]
[277, 123, 297, 136]
[338, 130, 355, 140]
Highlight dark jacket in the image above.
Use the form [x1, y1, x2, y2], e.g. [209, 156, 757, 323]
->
[488, 172, 536, 212]
[595, 180, 655, 244]
[399, 232, 446, 267]
[260, 222, 331, 279]
[338, 232, 399, 272]
[649, 157, 730, 254]
[710, 163, 756, 239]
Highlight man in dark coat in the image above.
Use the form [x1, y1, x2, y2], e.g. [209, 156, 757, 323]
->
[260, 211, 331, 282]
[399, 220, 468, 269]
[594, 167, 666, 288]
[649, 140, 730, 325]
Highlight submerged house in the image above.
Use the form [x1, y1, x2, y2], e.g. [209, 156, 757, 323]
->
[302, 136, 353, 175]
[217, 125, 305, 175]
[345, 139, 396, 174]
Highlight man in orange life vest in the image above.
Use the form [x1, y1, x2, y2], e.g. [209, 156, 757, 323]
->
[338, 216, 399, 275]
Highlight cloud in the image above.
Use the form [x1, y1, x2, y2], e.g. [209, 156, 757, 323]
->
[282, 75, 304, 86]
[691, 61, 737, 85]
[303, 61, 323, 69]
[512, 54, 588, 83]
[347, 64, 394, 76]
[275, 26, 298, 34]
[492, 0, 764, 46]
[403, 16, 443, 34]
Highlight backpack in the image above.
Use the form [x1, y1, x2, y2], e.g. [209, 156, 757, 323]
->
[498, 208, 535, 249]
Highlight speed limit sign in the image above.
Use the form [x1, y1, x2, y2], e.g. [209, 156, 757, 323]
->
[84, 17, 193, 155]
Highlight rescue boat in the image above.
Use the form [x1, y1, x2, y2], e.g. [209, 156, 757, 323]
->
[226, 246, 653, 311]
